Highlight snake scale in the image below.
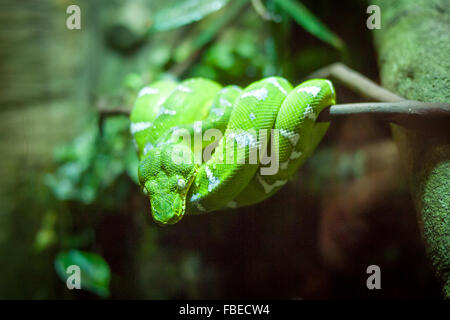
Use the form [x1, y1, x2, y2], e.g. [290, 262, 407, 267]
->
[130, 77, 336, 225]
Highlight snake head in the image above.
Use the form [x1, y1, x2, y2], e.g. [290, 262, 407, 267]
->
[138, 144, 196, 225]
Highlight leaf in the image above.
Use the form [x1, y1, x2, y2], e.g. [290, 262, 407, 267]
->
[34, 211, 57, 252]
[174, 0, 248, 62]
[151, 0, 229, 31]
[46, 117, 134, 205]
[54, 250, 111, 298]
[274, 0, 344, 50]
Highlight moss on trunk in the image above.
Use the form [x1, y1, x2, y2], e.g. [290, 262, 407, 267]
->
[371, 0, 450, 298]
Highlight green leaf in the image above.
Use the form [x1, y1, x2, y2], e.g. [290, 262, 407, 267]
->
[151, 0, 229, 31]
[55, 250, 111, 298]
[274, 0, 344, 50]
[174, 0, 248, 63]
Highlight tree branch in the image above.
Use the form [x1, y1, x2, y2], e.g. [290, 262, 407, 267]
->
[320, 100, 450, 123]
[307, 62, 404, 102]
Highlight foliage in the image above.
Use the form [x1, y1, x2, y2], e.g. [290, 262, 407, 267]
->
[274, 0, 344, 50]
[45, 0, 348, 298]
[55, 250, 111, 297]
[150, 0, 230, 31]
[45, 117, 138, 206]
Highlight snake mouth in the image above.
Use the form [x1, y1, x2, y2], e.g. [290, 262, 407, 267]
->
[148, 165, 198, 225]
[150, 193, 186, 225]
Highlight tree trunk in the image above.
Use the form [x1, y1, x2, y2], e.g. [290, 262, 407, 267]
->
[0, 0, 99, 298]
[371, 0, 450, 298]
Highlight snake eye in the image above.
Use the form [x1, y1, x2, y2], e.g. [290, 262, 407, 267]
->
[177, 178, 186, 190]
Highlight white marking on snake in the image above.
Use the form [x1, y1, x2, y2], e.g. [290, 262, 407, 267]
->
[138, 87, 159, 98]
[257, 175, 287, 194]
[190, 193, 207, 212]
[241, 87, 268, 101]
[177, 178, 186, 189]
[155, 139, 171, 148]
[267, 78, 288, 95]
[297, 86, 321, 97]
[143, 142, 154, 156]
[232, 131, 257, 148]
[156, 96, 168, 107]
[325, 80, 334, 96]
[195, 202, 206, 212]
[279, 129, 300, 146]
[279, 148, 302, 170]
[205, 166, 220, 192]
[130, 121, 152, 134]
[303, 104, 316, 120]
[220, 98, 232, 107]
[211, 108, 225, 117]
[191, 193, 201, 202]
[177, 85, 192, 93]
[249, 112, 256, 120]
[156, 106, 176, 118]
[272, 129, 300, 171]
[290, 150, 302, 159]
[193, 121, 202, 133]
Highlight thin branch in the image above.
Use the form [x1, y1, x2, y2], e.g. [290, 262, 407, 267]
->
[98, 101, 450, 120]
[97, 107, 130, 117]
[309, 62, 450, 122]
[308, 62, 404, 102]
[319, 100, 450, 122]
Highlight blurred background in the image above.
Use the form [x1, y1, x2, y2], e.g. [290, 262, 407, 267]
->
[0, 0, 442, 299]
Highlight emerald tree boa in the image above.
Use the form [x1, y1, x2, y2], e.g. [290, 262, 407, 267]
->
[130, 77, 336, 224]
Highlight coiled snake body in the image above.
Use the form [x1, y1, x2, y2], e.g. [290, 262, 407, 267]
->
[130, 77, 336, 224]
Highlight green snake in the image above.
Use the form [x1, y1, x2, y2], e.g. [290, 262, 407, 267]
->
[130, 77, 336, 225]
